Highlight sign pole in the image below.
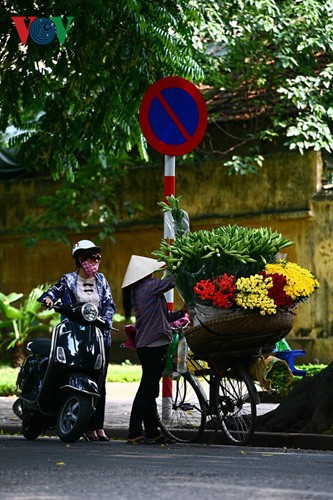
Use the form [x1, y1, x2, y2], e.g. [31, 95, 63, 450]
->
[163, 154, 175, 306]
[162, 155, 175, 417]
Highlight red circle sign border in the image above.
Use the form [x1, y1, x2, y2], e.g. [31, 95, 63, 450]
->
[139, 76, 207, 156]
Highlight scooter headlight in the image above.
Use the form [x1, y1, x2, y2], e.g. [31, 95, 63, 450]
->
[81, 303, 98, 322]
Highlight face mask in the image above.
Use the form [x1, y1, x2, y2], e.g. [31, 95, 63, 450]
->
[81, 260, 100, 278]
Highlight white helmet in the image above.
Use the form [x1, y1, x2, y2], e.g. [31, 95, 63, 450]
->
[72, 240, 101, 257]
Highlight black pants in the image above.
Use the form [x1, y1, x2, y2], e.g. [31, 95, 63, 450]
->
[128, 344, 168, 439]
[89, 346, 110, 430]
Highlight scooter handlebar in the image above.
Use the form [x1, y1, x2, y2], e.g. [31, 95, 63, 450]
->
[47, 301, 108, 329]
[94, 317, 109, 330]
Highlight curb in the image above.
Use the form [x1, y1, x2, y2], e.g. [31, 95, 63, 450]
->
[252, 432, 333, 451]
[2, 423, 333, 451]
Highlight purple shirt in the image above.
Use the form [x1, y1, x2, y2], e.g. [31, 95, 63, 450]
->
[132, 275, 175, 348]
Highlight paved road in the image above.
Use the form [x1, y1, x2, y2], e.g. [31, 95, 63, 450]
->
[1, 436, 333, 499]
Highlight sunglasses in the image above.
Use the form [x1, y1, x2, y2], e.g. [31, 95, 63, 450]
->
[86, 254, 102, 262]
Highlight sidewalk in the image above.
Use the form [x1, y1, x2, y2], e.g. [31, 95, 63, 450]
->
[1, 382, 333, 451]
[0, 382, 138, 441]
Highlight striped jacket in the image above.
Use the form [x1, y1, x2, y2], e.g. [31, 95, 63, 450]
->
[38, 271, 116, 347]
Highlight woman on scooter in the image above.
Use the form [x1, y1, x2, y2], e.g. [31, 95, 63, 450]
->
[38, 239, 116, 442]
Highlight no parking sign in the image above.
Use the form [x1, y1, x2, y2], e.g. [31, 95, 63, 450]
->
[139, 76, 207, 156]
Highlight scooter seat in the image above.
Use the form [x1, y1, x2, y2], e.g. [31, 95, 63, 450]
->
[27, 338, 52, 357]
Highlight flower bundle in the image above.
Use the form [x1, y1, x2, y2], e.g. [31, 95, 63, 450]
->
[193, 274, 236, 309]
[153, 196, 293, 306]
[154, 197, 319, 315]
[193, 261, 319, 315]
[249, 356, 294, 391]
[264, 261, 319, 301]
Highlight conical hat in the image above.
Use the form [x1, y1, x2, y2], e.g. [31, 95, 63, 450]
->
[121, 255, 165, 288]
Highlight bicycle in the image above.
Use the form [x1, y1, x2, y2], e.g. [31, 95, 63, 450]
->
[156, 331, 261, 446]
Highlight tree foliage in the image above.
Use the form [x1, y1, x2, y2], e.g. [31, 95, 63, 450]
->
[0, 0, 204, 174]
[1, 0, 333, 244]
[198, 0, 333, 173]
[0, 0, 205, 243]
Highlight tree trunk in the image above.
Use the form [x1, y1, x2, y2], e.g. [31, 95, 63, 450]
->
[256, 363, 333, 434]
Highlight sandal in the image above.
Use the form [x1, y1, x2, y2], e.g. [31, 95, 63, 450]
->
[82, 432, 99, 442]
[97, 434, 110, 442]
[97, 430, 110, 442]
[127, 436, 147, 445]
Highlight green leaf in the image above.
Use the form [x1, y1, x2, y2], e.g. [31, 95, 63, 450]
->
[0, 304, 23, 320]
[0, 292, 23, 305]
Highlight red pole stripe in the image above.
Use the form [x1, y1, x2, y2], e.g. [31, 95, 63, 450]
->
[164, 175, 175, 202]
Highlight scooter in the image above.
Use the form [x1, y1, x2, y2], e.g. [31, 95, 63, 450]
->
[12, 301, 107, 443]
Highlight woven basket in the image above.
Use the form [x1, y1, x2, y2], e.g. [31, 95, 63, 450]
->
[190, 303, 239, 326]
[185, 308, 295, 356]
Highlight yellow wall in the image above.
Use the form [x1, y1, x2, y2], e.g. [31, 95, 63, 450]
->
[1, 150, 332, 361]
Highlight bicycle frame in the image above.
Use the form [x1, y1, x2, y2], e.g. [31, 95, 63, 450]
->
[157, 332, 259, 446]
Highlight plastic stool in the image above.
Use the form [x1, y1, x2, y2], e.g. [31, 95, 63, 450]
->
[274, 349, 307, 376]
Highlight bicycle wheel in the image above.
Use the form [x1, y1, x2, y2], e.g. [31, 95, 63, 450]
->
[156, 371, 206, 443]
[214, 362, 257, 446]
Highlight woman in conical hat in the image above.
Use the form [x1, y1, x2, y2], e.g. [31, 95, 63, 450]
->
[122, 255, 185, 445]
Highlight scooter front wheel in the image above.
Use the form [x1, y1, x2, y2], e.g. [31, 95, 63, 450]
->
[57, 392, 92, 443]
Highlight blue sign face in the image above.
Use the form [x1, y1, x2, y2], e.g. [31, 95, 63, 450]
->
[149, 87, 199, 145]
[139, 76, 207, 156]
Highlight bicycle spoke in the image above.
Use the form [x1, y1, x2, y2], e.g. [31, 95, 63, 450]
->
[215, 364, 257, 445]
[156, 372, 206, 443]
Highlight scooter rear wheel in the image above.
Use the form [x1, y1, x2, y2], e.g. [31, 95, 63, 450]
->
[57, 392, 92, 443]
